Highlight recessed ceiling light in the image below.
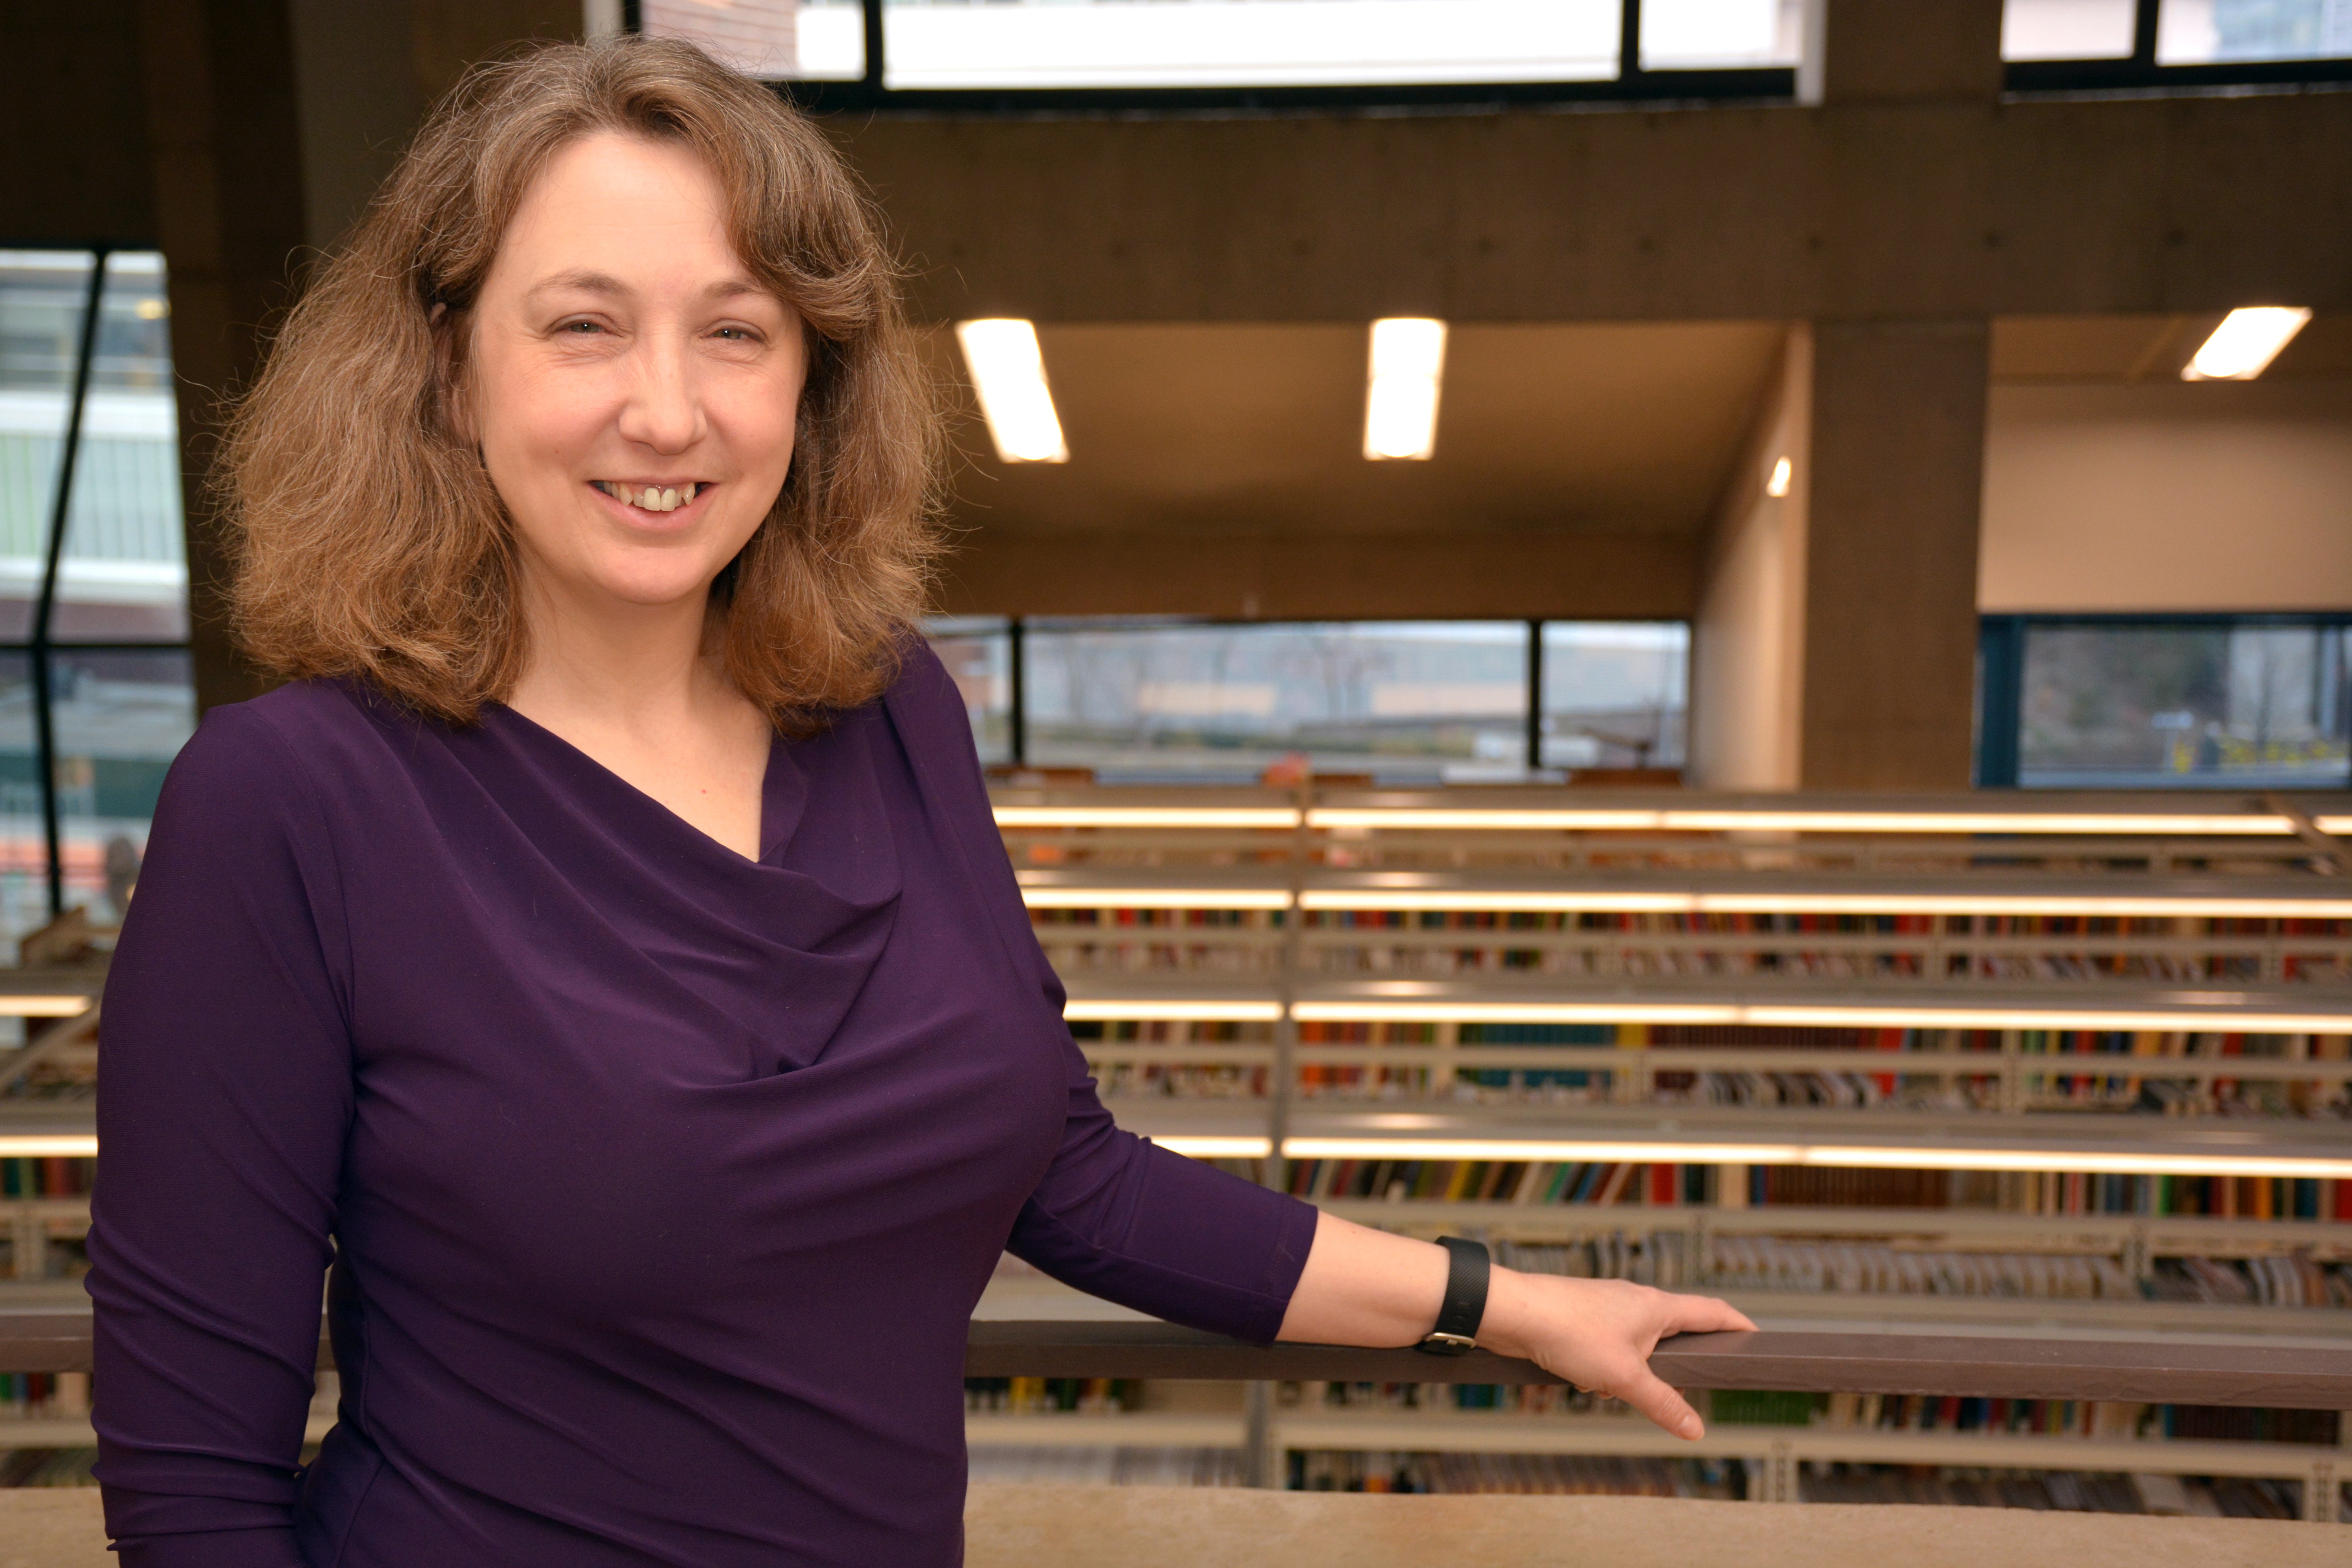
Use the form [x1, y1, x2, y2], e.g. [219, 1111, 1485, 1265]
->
[2182, 307, 2311, 382]
[955, 319, 1069, 463]
[1363, 318, 1446, 461]
[1766, 455, 1792, 497]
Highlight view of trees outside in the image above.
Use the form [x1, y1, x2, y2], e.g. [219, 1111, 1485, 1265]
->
[2017, 622, 2352, 788]
[1540, 621, 1688, 770]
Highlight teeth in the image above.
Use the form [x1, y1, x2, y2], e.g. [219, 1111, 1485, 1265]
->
[684, 483, 697, 503]
[660, 487, 679, 510]
[595, 482, 700, 512]
[639, 487, 662, 510]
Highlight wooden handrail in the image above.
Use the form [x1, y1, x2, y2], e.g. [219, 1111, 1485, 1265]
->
[9, 1309, 2347, 1408]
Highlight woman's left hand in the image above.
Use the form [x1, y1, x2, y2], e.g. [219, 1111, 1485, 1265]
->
[1476, 1270, 1758, 1439]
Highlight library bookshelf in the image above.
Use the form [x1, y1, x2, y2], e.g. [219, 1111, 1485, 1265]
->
[982, 783, 2352, 1518]
[5, 787, 2352, 1518]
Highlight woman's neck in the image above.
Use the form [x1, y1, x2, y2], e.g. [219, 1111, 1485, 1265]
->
[505, 562, 743, 741]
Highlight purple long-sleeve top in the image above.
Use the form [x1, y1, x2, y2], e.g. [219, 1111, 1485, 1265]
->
[86, 644, 1318, 1566]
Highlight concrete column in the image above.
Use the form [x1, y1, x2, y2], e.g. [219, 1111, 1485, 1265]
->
[1816, 0, 2006, 103]
[1797, 317, 1991, 789]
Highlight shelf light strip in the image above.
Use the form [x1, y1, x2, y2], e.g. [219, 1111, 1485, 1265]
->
[1062, 999, 1286, 1023]
[1277, 1137, 2352, 1180]
[0, 1135, 97, 1158]
[1289, 1000, 2352, 1033]
[1293, 890, 2352, 919]
[1064, 995, 2352, 1032]
[0, 997, 93, 1018]
[1022, 886, 2352, 919]
[1304, 809, 2303, 836]
[995, 807, 1302, 830]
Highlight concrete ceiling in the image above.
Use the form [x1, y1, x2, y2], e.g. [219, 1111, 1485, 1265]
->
[932, 321, 1788, 540]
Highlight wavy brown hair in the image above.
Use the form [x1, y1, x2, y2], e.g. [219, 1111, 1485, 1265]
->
[220, 35, 939, 731]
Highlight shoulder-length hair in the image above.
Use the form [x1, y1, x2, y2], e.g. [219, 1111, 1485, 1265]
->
[221, 35, 939, 731]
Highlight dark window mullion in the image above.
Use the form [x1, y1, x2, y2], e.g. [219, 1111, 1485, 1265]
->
[1619, 0, 1643, 84]
[2131, 0, 2161, 68]
[33, 251, 109, 920]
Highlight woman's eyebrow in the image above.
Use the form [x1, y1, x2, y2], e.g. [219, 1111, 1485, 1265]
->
[525, 270, 776, 306]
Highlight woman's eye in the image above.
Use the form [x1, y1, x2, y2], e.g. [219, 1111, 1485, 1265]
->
[714, 326, 758, 342]
[561, 320, 604, 334]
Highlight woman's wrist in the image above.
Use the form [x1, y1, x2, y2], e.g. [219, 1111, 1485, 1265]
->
[1471, 1263, 1541, 1359]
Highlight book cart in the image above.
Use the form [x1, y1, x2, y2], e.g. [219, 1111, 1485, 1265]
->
[975, 786, 2352, 1520]
[4, 788, 2352, 1521]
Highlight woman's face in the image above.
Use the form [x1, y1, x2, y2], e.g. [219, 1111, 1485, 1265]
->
[466, 132, 806, 619]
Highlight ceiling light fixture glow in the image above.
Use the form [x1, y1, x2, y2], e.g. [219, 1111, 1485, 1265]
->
[956, 319, 1068, 463]
[1288, 996, 2352, 1034]
[1766, 456, 1792, 497]
[1154, 1136, 1276, 1159]
[2183, 307, 2312, 382]
[1292, 887, 2352, 919]
[1363, 318, 1447, 461]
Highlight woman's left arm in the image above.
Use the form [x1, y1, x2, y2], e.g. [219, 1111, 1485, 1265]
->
[1276, 1210, 1756, 1439]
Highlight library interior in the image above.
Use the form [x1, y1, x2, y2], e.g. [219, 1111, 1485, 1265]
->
[5, 0, 2352, 1562]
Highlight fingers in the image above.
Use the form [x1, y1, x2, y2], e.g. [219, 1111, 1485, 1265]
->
[1613, 1367, 1705, 1440]
[1658, 1291, 1758, 1335]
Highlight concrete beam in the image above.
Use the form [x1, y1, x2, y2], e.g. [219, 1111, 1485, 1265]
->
[830, 90, 2352, 325]
[933, 529, 1697, 622]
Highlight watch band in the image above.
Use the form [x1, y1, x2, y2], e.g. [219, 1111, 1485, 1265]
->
[1415, 1236, 1490, 1356]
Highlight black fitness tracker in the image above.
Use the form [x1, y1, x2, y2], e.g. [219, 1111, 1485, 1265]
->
[1414, 1236, 1490, 1356]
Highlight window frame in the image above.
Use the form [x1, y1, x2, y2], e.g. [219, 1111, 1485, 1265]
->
[626, 0, 1799, 115]
[0, 242, 198, 920]
[1976, 611, 2352, 791]
[2004, 0, 2352, 94]
[935, 613, 1693, 778]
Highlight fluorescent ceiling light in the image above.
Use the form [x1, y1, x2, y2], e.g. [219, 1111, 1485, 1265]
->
[2318, 816, 2352, 835]
[1302, 807, 2296, 836]
[2183, 307, 2311, 381]
[1062, 998, 1286, 1023]
[1766, 455, 1792, 497]
[1155, 1136, 1275, 1159]
[0, 997, 94, 1018]
[1277, 1136, 2352, 1180]
[994, 806, 1302, 830]
[1363, 318, 1446, 461]
[0, 1134, 97, 1157]
[955, 319, 1068, 463]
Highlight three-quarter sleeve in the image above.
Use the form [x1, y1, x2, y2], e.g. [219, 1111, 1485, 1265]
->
[888, 644, 1319, 1343]
[87, 707, 355, 1568]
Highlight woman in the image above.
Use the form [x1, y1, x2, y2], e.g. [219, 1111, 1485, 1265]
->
[88, 36, 1751, 1567]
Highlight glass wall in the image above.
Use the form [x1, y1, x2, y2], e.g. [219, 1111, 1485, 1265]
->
[0, 250, 195, 951]
[1539, 622, 1690, 771]
[645, 0, 1799, 98]
[2158, 0, 2352, 61]
[2001, 619, 2352, 790]
[922, 618, 1694, 785]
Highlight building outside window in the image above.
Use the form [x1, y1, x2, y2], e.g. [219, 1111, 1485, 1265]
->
[0, 250, 195, 951]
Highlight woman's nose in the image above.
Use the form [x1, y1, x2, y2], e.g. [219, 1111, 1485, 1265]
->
[616, 336, 705, 452]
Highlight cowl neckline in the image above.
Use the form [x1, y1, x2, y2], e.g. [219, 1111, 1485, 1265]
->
[439, 699, 904, 1077]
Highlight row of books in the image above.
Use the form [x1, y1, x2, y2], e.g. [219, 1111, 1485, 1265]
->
[1281, 1157, 2352, 1221]
[1795, 1466, 2310, 1518]
[1288, 1450, 1733, 1497]
[965, 1445, 1250, 1488]
[0, 1373, 88, 1418]
[0, 1449, 97, 1488]
[1710, 1241, 2348, 1308]
[1284, 1384, 2340, 1446]
[964, 1378, 1145, 1416]
[0, 1157, 92, 1199]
